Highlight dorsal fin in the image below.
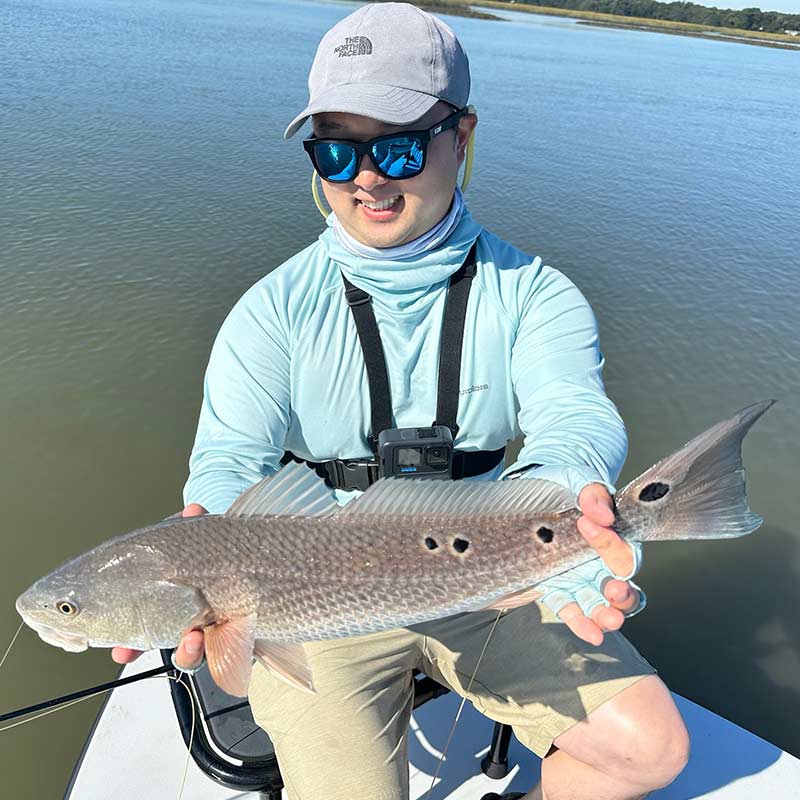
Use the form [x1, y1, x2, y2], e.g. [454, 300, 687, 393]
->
[225, 460, 338, 518]
[335, 477, 575, 518]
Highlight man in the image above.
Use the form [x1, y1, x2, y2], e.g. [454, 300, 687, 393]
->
[115, 4, 689, 798]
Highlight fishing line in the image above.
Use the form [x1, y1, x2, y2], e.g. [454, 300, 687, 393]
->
[0, 664, 173, 723]
[423, 608, 504, 799]
[0, 669, 196, 800]
[0, 622, 24, 671]
[0, 689, 102, 732]
[158, 675, 196, 800]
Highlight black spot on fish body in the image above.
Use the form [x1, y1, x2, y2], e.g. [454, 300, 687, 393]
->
[536, 527, 554, 544]
[452, 538, 470, 553]
[639, 482, 670, 502]
[424, 537, 439, 550]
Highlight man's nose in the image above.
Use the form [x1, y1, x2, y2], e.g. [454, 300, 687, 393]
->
[353, 154, 389, 191]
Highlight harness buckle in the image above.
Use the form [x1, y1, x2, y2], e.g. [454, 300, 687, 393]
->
[344, 285, 371, 307]
[325, 459, 380, 492]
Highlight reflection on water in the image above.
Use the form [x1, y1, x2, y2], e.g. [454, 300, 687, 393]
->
[1, 0, 799, 794]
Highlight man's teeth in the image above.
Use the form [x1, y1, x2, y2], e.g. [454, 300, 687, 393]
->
[361, 196, 401, 211]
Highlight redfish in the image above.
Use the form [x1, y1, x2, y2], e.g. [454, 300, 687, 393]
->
[16, 401, 771, 697]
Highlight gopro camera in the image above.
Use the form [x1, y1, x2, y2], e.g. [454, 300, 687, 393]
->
[378, 426, 453, 480]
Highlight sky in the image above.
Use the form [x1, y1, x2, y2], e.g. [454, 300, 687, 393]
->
[719, 0, 800, 12]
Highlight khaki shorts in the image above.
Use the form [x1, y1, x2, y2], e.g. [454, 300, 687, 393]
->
[248, 603, 654, 800]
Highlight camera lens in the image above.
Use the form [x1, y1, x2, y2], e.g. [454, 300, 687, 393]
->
[426, 446, 448, 466]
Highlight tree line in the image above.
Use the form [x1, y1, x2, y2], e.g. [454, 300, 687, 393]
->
[497, 0, 800, 32]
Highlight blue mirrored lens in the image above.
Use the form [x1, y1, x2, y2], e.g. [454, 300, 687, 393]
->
[315, 142, 358, 181]
[372, 136, 424, 179]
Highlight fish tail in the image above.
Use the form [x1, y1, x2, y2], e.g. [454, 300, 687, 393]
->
[615, 400, 774, 542]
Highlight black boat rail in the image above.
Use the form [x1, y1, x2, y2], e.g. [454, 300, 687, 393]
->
[161, 649, 283, 799]
[161, 649, 515, 798]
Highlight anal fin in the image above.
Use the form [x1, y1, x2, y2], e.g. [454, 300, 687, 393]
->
[204, 613, 257, 698]
[254, 639, 316, 694]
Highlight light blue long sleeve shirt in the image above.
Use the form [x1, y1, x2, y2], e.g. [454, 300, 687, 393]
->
[183, 209, 627, 515]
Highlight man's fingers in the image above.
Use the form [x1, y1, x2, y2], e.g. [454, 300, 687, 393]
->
[603, 578, 640, 613]
[113, 630, 205, 670]
[112, 647, 143, 664]
[173, 629, 205, 671]
[577, 483, 615, 527]
[558, 603, 604, 646]
[182, 503, 207, 518]
[576, 515, 634, 577]
[591, 603, 624, 632]
[577, 483, 633, 576]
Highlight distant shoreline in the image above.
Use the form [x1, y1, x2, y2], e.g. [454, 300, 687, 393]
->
[371, 1, 500, 19]
[421, 0, 800, 49]
[575, 17, 800, 50]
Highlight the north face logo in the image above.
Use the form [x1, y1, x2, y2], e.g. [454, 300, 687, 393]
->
[334, 36, 373, 57]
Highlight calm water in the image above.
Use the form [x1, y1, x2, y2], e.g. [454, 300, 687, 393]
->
[1, 0, 799, 794]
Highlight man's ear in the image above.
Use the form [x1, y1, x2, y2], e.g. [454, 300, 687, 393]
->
[456, 113, 477, 163]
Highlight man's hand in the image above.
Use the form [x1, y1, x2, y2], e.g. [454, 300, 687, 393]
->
[535, 483, 644, 647]
[577, 483, 634, 576]
[111, 503, 208, 669]
[556, 483, 641, 646]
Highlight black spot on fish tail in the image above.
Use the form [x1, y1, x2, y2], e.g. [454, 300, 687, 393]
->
[639, 482, 670, 502]
[424, 537, 439, 550]
[452, 538, 470, 553]
[536, 527, 554, 544]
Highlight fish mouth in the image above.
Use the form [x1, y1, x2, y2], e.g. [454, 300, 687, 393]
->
[16, 592, 89, 653]
[27, 621, 88, 653]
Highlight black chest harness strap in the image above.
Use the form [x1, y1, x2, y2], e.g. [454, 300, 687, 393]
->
[282, 242, 505, 491]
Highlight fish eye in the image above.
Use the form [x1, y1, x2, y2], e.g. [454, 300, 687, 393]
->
[56, 599, 80, 617]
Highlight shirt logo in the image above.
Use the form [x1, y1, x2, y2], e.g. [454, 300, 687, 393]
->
[333, 36, 373, 57]
[459, 384, 489, 396]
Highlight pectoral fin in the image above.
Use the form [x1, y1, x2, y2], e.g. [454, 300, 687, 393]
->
[204, 614, 257, 698]
[481, 586, 542, 611]
[254, 639, 316, 694]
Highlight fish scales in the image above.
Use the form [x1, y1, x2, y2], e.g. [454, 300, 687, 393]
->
[137, 509, 590, 644]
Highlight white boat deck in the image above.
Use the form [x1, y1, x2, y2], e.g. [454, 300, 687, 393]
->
[67, 651, 800, 799]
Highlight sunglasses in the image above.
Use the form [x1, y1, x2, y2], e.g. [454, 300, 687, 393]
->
[303, 108, 466, 183]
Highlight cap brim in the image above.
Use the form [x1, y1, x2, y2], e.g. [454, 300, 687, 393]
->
[284, 83, 440, 139]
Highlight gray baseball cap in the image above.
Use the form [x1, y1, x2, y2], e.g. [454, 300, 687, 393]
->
[284, 2, 470, 139]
